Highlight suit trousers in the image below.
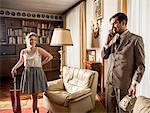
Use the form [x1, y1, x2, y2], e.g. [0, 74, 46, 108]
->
[105, 83, 131, 113]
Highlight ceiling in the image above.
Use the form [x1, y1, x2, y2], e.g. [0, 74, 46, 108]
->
[0, 0, 82, 14]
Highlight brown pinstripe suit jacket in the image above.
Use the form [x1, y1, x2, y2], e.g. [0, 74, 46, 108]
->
[101, 30, 145, 90]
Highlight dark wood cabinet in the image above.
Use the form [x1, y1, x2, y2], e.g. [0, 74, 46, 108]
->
[85, 61, 101, 92]
[0, 17, 62, 81]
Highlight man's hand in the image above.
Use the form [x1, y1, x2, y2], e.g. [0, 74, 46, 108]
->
[105, 29, 115, 45]
[128, 84, 136, 97]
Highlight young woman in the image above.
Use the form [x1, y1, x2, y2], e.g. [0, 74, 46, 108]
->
[11, 32, 53, 113]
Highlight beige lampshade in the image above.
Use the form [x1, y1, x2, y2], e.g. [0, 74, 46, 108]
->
[50, 28, 73, 46]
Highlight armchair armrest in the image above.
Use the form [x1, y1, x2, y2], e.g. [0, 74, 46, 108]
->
[64, 88, 92, 106]
[47, 79, 64, 91]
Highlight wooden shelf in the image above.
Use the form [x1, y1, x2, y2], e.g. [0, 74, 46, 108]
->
[85, 61, 102, 92]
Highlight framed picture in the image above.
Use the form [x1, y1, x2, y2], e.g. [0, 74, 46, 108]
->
[95, 0, 104, 20]
[86, 49, 96, 62]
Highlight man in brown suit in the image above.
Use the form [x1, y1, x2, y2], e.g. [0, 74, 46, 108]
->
[101, 12, 145, 113]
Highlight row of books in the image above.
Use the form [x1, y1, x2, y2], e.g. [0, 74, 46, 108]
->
[22, 20, 37, 27]
[8, 36, 50, 44]
[7, 28, 22, 36]
[22, 20, 51, 29]
[8, 28, 51, 36]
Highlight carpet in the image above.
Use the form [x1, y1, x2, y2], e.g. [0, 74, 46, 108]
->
[0, 107, 45, 113]
[0, 98, 46, 113]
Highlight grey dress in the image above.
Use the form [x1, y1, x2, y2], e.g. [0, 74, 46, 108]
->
[20, 48, 48, 94]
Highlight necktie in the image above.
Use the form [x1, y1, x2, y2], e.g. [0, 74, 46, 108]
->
[115, 36, 120, 49]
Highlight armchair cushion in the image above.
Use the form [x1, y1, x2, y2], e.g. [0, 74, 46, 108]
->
[45, 88, 92, 107]
[45, 90, 70, 106]
[47, 79, 64, 91]
[64, 88, 92, 106]
[63, 66, 94, 93]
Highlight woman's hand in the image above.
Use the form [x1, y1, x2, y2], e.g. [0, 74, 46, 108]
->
[38, 47, 53, 65]
[11, 68, 17, 77]
[11, 49, 24, 78]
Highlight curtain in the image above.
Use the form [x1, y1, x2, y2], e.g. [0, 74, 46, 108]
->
[79, 1, 86, 68]
[65, 1, 86, 68]
[127, 0, 150, 97]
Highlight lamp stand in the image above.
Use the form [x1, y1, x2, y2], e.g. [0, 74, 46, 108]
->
[58, 46, 64, 78]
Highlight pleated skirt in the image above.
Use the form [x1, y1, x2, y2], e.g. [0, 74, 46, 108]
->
[20, 67, 48, 94]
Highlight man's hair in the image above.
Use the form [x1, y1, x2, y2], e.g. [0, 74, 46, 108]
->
[110, 12, 128, 25]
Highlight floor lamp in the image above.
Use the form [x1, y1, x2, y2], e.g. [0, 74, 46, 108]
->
[50, 28, 73, 77]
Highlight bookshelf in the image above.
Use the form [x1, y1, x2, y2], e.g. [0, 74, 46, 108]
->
[0, 18, 61, 45]
[0, 17, 63, 80]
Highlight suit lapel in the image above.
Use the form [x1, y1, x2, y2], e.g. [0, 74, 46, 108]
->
[115, 31, 132, 52]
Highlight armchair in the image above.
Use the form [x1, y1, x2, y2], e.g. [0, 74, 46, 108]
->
[43, 66, 98, 113]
